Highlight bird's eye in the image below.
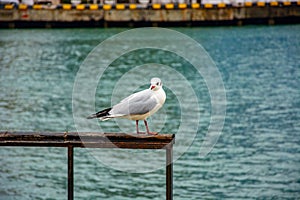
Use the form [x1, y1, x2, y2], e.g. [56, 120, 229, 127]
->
[156, 83, 159, 86]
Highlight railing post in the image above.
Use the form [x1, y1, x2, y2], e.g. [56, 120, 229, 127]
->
[68, 146, 74, 200]
[0, 132, 175, 200]
[166, 146, 173, 200]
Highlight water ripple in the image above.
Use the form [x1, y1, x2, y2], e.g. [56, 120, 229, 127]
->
[1, 26, 300, 199]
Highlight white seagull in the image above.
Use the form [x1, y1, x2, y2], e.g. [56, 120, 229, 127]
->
[87, 77, 166, 135]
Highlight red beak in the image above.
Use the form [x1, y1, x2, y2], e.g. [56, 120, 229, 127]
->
[151, 85, 155, 90]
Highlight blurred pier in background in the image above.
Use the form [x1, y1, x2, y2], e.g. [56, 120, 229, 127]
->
[0, 131, 175, 200]
[0, 0, 299, 27]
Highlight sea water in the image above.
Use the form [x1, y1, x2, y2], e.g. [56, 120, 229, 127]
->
[0, 25, 299, 199]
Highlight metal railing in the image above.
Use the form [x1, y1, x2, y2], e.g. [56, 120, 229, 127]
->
[0, 131, 175, 200]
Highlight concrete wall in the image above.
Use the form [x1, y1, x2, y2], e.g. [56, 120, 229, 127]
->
[0, 4, 299, 27]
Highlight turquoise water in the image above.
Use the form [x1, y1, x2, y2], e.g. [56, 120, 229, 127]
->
[0, 25, 300, 199]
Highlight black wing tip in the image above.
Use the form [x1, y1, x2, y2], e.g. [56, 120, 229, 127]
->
[86, 107, 112, 119]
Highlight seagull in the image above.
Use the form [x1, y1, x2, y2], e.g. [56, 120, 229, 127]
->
[87, 77, 166, 135]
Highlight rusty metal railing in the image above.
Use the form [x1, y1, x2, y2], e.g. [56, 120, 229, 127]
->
[0, 131, 175, 200]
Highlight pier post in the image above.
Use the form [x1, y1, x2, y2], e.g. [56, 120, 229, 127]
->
[68, 146, 74, 200]
[166, 146, 173, 200]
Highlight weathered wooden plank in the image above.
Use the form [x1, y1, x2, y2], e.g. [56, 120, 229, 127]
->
[0, 132, 175, 149]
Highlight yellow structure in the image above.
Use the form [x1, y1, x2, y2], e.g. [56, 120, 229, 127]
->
[204, 3, 213, 8]
[165, 3, 174, 9]
[191, 3, 200, 8]
[89, 4, 98, 10]
[257, 2, 265, 6]
[116, 4, 125, 10]
[76, 4, 85, 10]
[218, 3, 226, 8]
[245, 2, 252, 7]
[33, 4, 42, 9]
[103, 4, 112, 10]
[62, 4, 72, 10]
[152, 4, 161, 9]
[178, 3, 187, 9]
[129, 4, 137, 9]
[270, 1, 279, 6]
[4, 4, 14, 9]
[19, 4, 28, 10]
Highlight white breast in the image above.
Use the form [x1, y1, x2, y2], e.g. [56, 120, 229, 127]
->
[126, 87, 166, 121]
[150, 87, 166, 114]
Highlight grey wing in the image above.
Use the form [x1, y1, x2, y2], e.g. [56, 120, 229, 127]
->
[119, 89, 151, 104]
[110, 90, 157, 116]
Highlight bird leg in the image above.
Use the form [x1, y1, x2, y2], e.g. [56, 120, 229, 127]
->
[144, 120, 158, 135]
[136, 120, 145, 134]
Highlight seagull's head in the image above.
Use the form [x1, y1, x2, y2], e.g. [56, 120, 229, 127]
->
[150, 77, 163, 91]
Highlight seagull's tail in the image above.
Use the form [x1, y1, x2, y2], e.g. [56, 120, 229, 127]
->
[86, 108, 112, 120]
